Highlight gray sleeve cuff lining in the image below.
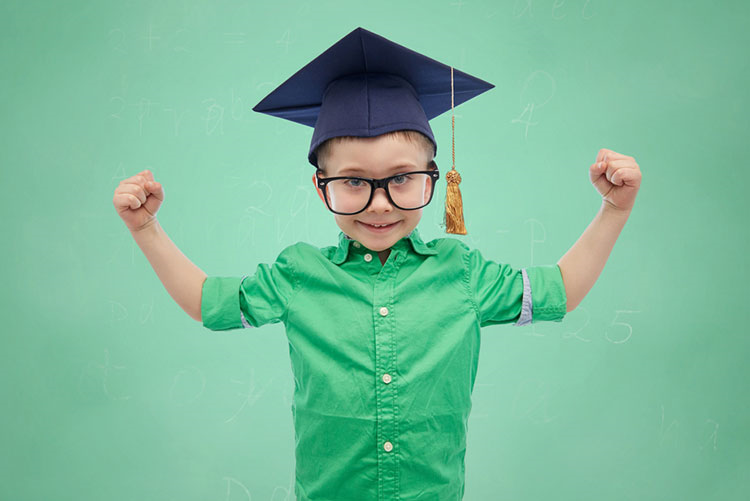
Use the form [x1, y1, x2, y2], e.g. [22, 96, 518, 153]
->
[514, 268, 533, 326]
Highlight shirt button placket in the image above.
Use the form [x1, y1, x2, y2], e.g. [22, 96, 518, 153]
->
[374, 263, 398, 499]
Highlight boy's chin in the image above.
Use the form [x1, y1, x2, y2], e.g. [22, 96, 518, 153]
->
[357, 234, 408, 252]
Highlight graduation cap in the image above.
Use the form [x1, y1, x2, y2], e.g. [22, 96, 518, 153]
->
[252, 27, 494, 234]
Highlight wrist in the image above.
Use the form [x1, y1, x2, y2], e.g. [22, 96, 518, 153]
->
[130, 218, 161, 241]
[601, 200, 632, 219]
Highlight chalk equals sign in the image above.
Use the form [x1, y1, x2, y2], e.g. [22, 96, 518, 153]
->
[223, 32, 247, 45]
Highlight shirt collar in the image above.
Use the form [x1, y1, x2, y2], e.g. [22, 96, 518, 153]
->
[331, 226, 437, 265]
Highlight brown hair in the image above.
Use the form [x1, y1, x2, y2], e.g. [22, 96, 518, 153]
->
[315, 130, 436, 176]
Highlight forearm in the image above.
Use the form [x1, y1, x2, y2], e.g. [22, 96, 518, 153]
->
[557, 202, 631, 311]
[130, 219, 207, 322]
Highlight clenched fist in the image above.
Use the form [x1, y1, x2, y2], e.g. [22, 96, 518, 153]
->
[112, 170, 164, 232]
[590, 148, 641, 213]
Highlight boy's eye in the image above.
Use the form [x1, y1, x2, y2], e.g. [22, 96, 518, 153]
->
[345, 178, 365, 187]
[391, 174, 408, 185]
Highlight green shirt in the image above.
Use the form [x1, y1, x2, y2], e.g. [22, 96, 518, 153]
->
[201, 227, 567, 500]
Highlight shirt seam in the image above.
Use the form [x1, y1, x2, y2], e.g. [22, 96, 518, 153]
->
[280, 245, 302, 323]
[461, 246, 481, 323]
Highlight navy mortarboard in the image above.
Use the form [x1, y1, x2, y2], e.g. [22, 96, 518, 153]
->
[253, 27, 494, 234]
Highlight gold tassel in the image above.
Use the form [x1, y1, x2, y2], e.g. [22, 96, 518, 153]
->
[444, 66, 467, 235]
[445, 169, 466, 234]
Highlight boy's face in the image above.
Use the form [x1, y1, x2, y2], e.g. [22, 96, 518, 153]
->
[313, 133, 433, 253]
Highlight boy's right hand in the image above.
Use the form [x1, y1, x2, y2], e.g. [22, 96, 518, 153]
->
[113, 170, 164, 232]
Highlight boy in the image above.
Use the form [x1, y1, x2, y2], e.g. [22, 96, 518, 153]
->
[113, 28, 641, 501]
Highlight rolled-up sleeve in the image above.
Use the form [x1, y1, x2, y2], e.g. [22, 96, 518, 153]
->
[464, 246, 567, 327]
[201, 244, 299, 331]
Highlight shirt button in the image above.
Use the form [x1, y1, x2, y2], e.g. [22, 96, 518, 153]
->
[382, 373, 392, 384]
[383, 441, 393, 452]
[364, 253, 372, 262]
[353, 242, 361, 248]
[379, 307, 388, 316]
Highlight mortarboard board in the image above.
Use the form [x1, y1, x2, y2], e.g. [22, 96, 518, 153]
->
[252, 27, 495, 234]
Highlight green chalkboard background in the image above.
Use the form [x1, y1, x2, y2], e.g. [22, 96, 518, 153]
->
[2, 1, 748, 500]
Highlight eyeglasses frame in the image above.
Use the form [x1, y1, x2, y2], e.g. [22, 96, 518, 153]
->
[315, 161, 440, 215]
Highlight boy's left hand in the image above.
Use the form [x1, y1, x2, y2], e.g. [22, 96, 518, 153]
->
[590, 148, 642, 213]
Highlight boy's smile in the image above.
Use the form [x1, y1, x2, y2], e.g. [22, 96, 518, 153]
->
[313, 132, 434, 263]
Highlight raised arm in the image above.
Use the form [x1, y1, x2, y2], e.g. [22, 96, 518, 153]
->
[557, 149, 642, 311]
[113, 170, 207, 322]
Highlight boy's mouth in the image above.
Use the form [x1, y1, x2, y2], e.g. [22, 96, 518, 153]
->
[358, 221, 400, 232]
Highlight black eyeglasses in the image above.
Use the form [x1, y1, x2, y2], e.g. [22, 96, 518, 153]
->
[316, 162, 440, 215]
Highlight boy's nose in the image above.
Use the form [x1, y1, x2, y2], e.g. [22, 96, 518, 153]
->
[366, 186, 393, 212]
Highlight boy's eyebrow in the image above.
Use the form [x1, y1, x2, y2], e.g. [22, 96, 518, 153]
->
[338, 163, 418, 176]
